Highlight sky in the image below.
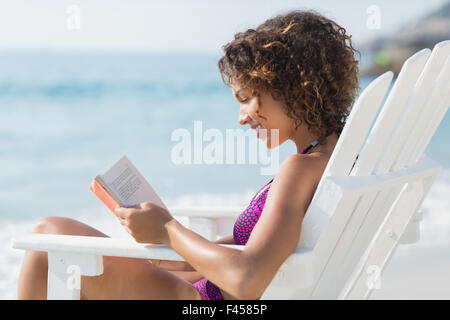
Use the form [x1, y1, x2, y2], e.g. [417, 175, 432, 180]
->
[0, 0, 448, 54]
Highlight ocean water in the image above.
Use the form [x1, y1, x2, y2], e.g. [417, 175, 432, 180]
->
[0, 50, 449, 299]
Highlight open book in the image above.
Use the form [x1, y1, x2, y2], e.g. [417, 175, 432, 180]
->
[89, 156, 168, 242]
[89, 155, 168, 213]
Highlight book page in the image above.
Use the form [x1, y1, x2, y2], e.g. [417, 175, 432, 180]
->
[100, 155, 168, 210]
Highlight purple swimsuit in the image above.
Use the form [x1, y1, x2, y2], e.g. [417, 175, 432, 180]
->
[192, 178, 273, 300]
[192, 140, 318, 300]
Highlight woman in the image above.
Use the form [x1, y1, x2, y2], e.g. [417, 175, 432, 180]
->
[18, 9, 359, 300]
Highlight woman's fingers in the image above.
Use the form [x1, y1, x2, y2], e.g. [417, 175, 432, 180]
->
[114, 206, 138, 219]
[113, 206, 126, 219]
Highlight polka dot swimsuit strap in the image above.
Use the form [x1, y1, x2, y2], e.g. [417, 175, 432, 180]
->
[301, 139, 319, 155]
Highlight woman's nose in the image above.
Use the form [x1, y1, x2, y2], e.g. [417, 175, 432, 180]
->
[239, 112, 250, 125]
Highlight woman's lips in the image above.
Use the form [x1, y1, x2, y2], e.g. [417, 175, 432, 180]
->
[249, 123, 266, 139]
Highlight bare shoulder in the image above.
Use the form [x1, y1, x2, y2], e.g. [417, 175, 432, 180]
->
[273, 153, 328, 212]
[277, 153, 327, 187]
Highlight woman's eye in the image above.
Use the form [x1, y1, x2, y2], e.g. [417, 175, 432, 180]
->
[240, 97, 249, 103]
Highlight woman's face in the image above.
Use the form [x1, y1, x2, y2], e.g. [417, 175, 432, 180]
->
[231, 83, 295, 149]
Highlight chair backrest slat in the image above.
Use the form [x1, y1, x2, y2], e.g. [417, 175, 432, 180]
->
[319, 71, 394, 179]
[374, 41, 450, 174]
[392, 41, 450, 171]
[299, 71, 393, 249]
[351, 49, 431, 176]
[294, 41, 449, 300]
[410, 56, 450, 164]
[307, 48, 434, 298]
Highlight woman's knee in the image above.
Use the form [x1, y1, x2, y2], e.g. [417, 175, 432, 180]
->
[33, 217, 68, 234]
[32, 216, 107, 237]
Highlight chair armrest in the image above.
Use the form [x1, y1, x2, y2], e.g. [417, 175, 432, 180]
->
[11, 234, 245, 261]
[12, 234, 315, 299]
[11, 233, 314, 266]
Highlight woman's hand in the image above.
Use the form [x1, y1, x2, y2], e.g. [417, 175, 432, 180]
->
[113, 202, 175, 245]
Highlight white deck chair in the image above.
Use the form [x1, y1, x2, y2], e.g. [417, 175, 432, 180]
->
[12, 40, 450, 300]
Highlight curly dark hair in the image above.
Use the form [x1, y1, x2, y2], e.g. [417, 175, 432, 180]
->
[217, 9, 360, 146]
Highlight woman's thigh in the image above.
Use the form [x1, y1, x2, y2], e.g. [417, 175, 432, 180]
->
[34, 216, 202, 300]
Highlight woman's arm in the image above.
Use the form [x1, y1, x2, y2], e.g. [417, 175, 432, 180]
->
[214, 234, 236, 245]
[115, 155, 321, 299]
[149, 234, 236, 271]
[163, 220, 249, 298]
[162, 155, 323, 299]
[156, 234, 237, 284]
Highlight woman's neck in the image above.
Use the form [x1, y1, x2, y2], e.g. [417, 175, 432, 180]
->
[290, 127, 338, 156]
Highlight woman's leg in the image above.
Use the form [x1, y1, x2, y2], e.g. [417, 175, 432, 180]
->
[17, 216, 202, 300]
